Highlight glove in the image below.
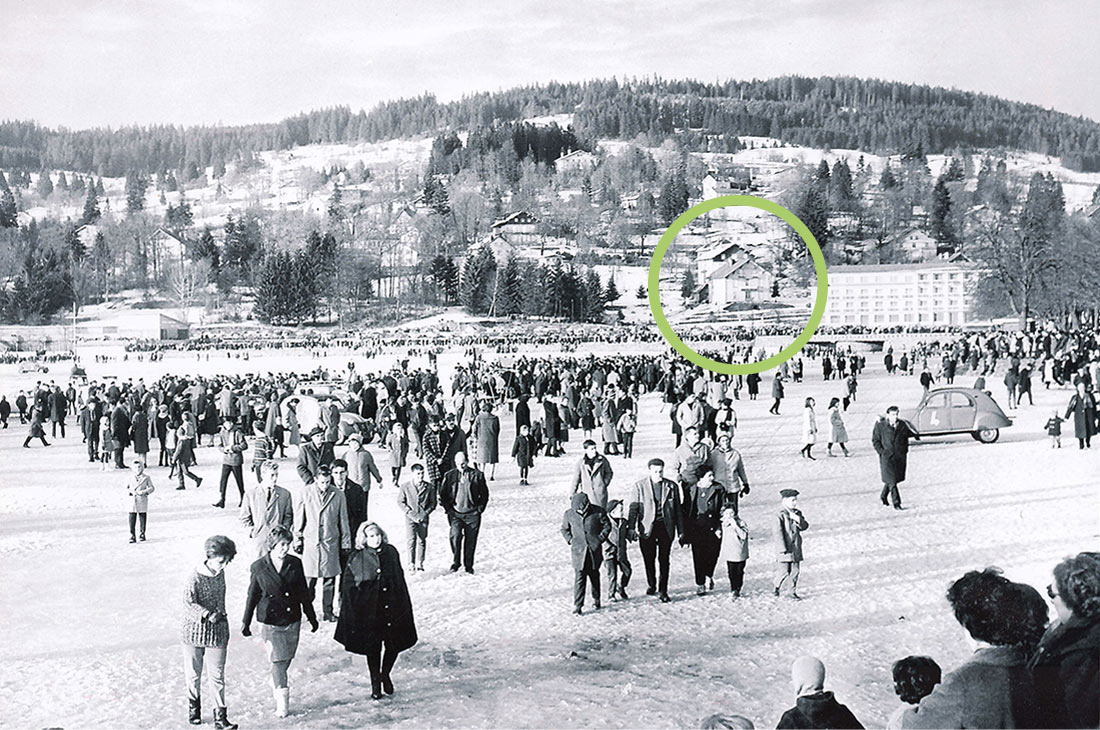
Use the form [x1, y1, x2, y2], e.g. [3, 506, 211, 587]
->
[741, 485, 750, 496]
[241, 625, 252, 637]
[309, 619, 319, 633]
[678, 536, 688, 547]
[294, 539, 304, 554]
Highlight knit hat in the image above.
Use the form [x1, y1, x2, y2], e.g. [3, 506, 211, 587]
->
[571, 492, 590, 512]
[791, 655, 825, 696]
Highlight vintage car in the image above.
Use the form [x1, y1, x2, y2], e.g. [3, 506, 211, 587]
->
[901, 387, 1012, 443]
[18, 360, 49, 374]
[280, 388, 366, 444]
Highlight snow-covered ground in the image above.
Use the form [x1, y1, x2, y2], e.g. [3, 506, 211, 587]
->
[0, 348, 1096, 728]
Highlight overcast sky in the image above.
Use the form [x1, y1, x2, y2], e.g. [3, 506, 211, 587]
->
[3, 0, 1097, 129]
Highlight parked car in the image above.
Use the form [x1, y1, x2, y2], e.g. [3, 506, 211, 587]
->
[901, 387, 1012, 443]
[18, 361, 49, 374]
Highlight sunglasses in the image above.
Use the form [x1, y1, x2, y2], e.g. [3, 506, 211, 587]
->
[1046, 584, 1059, 600]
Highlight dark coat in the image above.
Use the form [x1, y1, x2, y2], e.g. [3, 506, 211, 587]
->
[682, 483, 725, 543]
[297, 442, 324, 485]
[111, 405, 132, 449]
[341, 479, 368, 539]
[439, 466, 489, 515]
[906, 645, 1041, 729]
[772, 376, 785, 399]
[872, 418, 916, 484]
[441, 427, 468, 474]
[242, 554, 317, 628]
[1065, 392, 1098, 439]
[1028, 614, 1100, 728]
[561, 500, 611, 571]
[777, 691, 863, 729]
[334, 544, 417, 655]
[130, 411, 150, 454]
[515, 398, 531, 429]
[472, 412, 500, 463]
[511, 434, 537, 469]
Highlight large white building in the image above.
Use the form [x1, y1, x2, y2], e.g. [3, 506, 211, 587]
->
[822, 258, 979, 326]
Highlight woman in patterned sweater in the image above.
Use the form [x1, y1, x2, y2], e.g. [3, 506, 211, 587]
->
[181, 535, 239, 729]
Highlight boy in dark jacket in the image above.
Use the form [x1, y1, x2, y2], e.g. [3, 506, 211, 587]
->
[603, 499, 634, 601]
[511, 424, 537, 485]
[561, 492, 610, 615]
[777, 655, 864, 729]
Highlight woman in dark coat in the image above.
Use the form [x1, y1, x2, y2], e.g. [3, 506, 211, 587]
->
[335, 522, 417, 700]
[1064, 382, 1098, 449]
[683, 465, 726, 595]
[1028, 551, 1100, 728]
[241, 526, 318, 718]
[131, 409, 151, 466]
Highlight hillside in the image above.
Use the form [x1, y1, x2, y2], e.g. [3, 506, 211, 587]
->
[3, 76, 1100, 177]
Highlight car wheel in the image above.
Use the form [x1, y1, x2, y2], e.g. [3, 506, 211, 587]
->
[974, 428, 999, 444]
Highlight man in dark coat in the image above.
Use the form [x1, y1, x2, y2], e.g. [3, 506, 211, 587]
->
[332, 458, 367, 546]
[111, 401, 132, 469]
[0, 395, 10, 429]
[515, 395, 531, 431]
[440, 414, 467, 475]
[438, 451, 489, 574]
[48, 386, 68, 438]
[1064, 382, 1098, 449]
[15, 391, 28, 423]
[560, 492, 611, 615]
[297, 427, 329, 485]
[871, 405, 917, 510]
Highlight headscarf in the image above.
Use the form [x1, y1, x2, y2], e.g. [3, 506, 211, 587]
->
[791, 655, 826, 697]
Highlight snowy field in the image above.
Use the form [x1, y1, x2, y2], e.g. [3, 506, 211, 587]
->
[0, 347, 1097, 729]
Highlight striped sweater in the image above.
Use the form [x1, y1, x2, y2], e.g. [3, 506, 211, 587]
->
[180, 566, 229, 647]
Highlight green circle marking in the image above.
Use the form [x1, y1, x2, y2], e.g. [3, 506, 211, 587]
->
[647, 194, 828, 375]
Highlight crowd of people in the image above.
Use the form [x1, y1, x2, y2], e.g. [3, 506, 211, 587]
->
[4, 316, 1098, 727]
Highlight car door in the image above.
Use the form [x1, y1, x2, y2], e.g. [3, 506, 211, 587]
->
[918, 392, 949, 433]
[948, 391, 975, 431]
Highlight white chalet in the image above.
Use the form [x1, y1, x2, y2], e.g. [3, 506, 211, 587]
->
[707, 255, 772, 306]
[554, 150, 598, 173]
[490, 211, 541, 245]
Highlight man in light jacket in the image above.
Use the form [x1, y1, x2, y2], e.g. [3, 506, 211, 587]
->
[294, 464, 351, 622]
[239, 460, 293, 556]
[398, 463, 437, 571]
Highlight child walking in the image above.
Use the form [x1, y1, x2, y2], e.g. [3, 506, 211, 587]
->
[125, 460, 155, 543]
[774, 488, 808, 600]
[616, 410, 637, 458]
[603, 499, 634, 601]
[718, 504, 749, 597]
[99, 415, 114, 471]
[1045, 411, 1063, 448]
[511, 424, 537, 485]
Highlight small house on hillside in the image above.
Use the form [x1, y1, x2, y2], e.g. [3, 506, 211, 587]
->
[554, 150, 598, 174]
[884, 228, 937, 261]
[706, 255, 772, 306]
[702, 166, 753, 199]
[490, 211, 542, 245]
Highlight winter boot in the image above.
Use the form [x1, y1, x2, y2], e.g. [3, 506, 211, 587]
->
[274, 687, 289, 718]
[213, 707, 238, 730]
[188, 698, 201, 725]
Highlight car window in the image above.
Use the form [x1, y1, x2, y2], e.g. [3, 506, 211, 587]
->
[924, 393, 948, 410]
[949, 392, 974, 409]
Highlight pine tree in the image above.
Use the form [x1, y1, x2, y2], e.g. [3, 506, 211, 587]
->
[192, 227, 220, 280]
[795, 183, 830, 246]
[64, 224, 86, 263]
[635, 284, 647, 299]
[0, 188, 17, 227]
[1092, 184, 1100, 205]
[604, 274, 620, 302]
[125, 170, 150, 214]
[95, 177, 105, 195]
[328, 183, 344, 223]
[830, 159, 853, 205]
[930, 178, 956, 250]
[941, 158, 965, 182]
[35, 170, 53, 198]
[497, 255, 522, 315]
[814, 159, 831, 185]
[81, 188, 101, 224]
[680, 267, 697, 300]
[879, 165, 898, 190]
[584, 268, 605, 322]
